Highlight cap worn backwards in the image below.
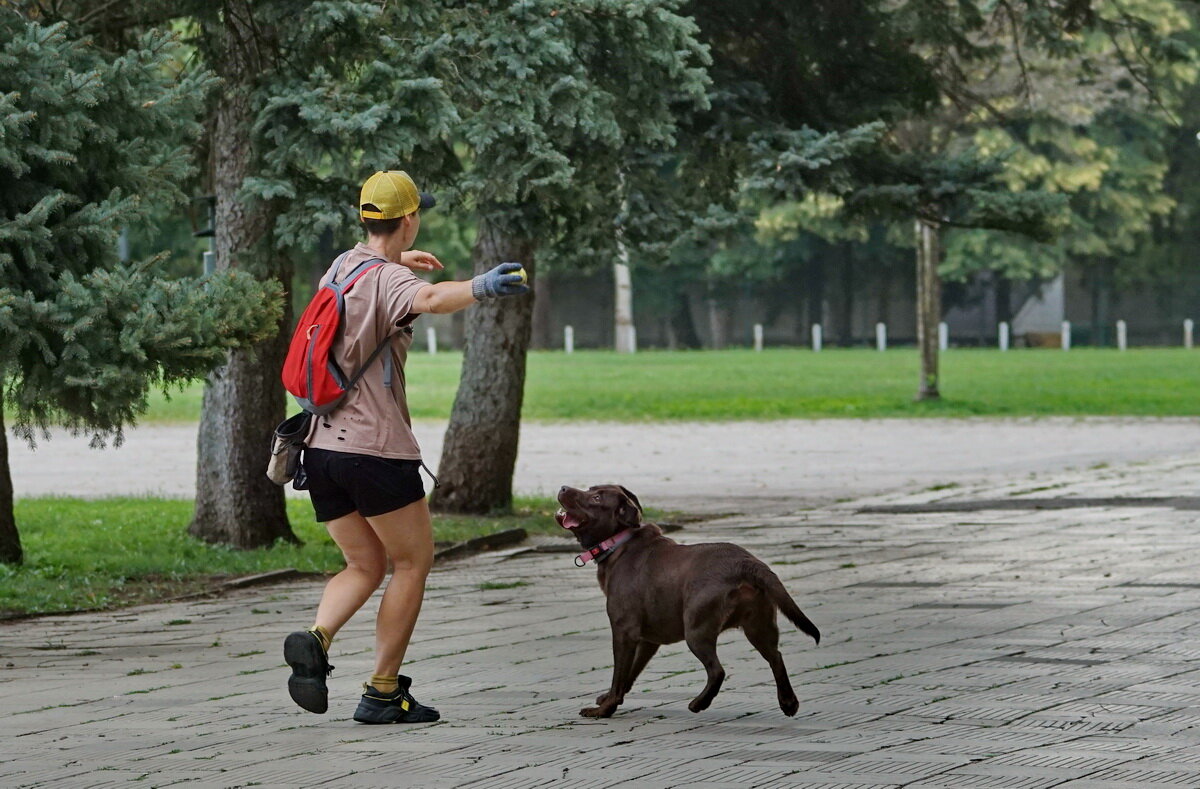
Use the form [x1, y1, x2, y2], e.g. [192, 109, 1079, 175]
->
[359, 171, 436, 220]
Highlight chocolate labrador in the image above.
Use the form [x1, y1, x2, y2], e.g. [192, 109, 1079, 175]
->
[556, 484, 820, 718]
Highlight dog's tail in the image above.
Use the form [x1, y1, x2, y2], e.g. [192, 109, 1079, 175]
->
[752, 564, 820, 644]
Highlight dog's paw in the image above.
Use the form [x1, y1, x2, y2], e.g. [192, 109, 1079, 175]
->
[579, 706, 607, 718]
[595, 692, 610, 706]
[687, 698, 710, 713]
[780, 695, 799, 717]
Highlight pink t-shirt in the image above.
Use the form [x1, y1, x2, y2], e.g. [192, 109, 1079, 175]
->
[305, 243, 430, 460]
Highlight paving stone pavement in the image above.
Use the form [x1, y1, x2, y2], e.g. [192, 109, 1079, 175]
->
[3, 456, 1200, 788]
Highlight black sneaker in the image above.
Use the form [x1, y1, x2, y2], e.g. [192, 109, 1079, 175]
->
[353, 675, 440, 724]
[283, 630, 333, 714]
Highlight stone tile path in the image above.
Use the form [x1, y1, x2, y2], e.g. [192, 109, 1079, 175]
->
[4, 456, 1200, 788]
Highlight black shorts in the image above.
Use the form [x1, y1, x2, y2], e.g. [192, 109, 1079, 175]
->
[303, 448, 425, 522]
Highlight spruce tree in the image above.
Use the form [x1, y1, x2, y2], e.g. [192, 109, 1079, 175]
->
[406, 0, 710, 513]
[0, 14, 278, 564]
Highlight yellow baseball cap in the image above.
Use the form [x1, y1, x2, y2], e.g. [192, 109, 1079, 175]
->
[359, 170, 436, 220]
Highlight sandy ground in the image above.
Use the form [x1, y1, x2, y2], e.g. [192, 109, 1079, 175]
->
[11, 417, 1199, 513]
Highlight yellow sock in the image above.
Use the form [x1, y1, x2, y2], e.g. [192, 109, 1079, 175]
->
[307, 625, 332, 654]
[370, 673, 398, 693]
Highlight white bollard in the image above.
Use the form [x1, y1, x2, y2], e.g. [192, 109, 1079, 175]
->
[630, 326, 637, 353]
[426, 326, 437, 354]
[1116, 320, 1127, 351]
[1186, 319, 1194, 349]
[753, 323, 764, 352]
[564, 325, 575, 354]
[812, 324, 822, 352]
[999, 321, 1010, 351]
[875, 322, 887, 352]
[1061, 321, 1071, 351]
[938, 321, 948, 351]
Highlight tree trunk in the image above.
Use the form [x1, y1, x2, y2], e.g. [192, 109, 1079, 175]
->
[669, 288, 702, 349]
[806, 252, 825, 343]
[614, 229, 635, 352]
[915, 218, 941, 401]
[995, 273, 1012, 326]
[0, 384, 21, 565]
[530, 270, 553, 350]
[189, 2, 297, 548]
[431, 216, 535, 514]
[837, 241, 855, 346]
[707, 297, 730, 349]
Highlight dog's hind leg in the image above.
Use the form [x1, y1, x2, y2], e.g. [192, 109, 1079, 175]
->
[684, 620, 725, 713]
[744, 606, 799, 716]
[597, 641, 659, 706]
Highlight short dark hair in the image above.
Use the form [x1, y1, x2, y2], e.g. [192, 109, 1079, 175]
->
[360, 204, 409, 236]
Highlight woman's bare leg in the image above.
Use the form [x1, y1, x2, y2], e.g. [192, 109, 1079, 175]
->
[363, 497, 435, 676]
[313, 511, 387, 638]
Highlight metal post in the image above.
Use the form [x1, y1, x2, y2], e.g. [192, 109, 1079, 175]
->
[1061, 321, 1071, 351]
[875, 322, 886, 352]
[202, 250, 215, 277]
[938, 321, 948, 351]
[630, 326, 637, 353]
[1185, 319, 1194, 349]
[565, 325, 575, 354]
[812, 324, 822, 352]
[426, 326, 437, 354]
[753, 324, 764, 352]
[999, 322, 1010, 351]
[1116, 320, 1127, 351]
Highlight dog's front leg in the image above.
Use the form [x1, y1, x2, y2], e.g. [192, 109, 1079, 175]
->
[581, 631, 637, 718]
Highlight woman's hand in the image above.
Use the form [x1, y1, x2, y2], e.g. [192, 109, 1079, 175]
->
[399, 250, 444, 272]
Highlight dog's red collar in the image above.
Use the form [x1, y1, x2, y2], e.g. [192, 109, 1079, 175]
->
[575, 529, 634, 568]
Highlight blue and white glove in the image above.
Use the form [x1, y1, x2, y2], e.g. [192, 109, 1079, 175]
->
[472, 262, 529, 300]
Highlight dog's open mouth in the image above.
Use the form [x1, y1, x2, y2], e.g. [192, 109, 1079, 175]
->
[555, 508, 583, 530]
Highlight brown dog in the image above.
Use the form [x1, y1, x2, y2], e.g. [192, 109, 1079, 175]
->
[556, 484, 820, 718]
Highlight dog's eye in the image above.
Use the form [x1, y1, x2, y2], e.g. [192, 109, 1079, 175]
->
[592, 495, 601, 503]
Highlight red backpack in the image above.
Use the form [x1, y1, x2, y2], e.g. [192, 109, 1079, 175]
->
[282, 252, 392, 415]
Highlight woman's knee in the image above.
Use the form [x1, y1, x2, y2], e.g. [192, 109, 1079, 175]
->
[345, 553, 388, 586]
[389, 547, 434, 577]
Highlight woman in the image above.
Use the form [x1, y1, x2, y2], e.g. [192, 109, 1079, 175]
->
[283, 170, 526, 723]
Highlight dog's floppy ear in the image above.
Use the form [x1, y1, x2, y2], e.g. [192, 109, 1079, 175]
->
[616, 485, 643, 526]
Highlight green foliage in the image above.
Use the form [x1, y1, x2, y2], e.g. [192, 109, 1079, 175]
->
[214, 1, 460, 254]
[0, 14, 279, 441]
[409, 0, 711, 239]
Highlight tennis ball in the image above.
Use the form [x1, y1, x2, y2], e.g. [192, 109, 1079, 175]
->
[516, 267, 527, 285]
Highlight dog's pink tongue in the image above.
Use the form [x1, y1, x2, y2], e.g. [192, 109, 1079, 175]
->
[562, 513, 581, 530]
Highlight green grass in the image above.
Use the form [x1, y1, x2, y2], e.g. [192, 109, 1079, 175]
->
[0, 496, 564, 617]
[137, 348, 1200, 422]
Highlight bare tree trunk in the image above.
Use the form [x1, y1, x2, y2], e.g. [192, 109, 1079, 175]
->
[431, 216, 535, 514]
[530, 271, 553, 350]
[614, 259, 635, 352]
[915, 217, 941, 401]
[707, 297, 730, 349]
[669, 288, 702, 349]
[837, 242, 855, 346]
[995, 274, 1012, 326]
[0, 383, 21, 565]
[806, 253, 825, 344]
[189, 2, 297, 548]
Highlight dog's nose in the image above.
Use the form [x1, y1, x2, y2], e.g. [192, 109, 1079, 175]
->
[559, 485, 569, 494]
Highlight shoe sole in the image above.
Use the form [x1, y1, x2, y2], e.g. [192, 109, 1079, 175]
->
[284, 632, 328, 714]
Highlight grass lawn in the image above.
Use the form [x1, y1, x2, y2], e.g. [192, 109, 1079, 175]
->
[1, 496, 566, 618]
[138, 348, 1200, 422]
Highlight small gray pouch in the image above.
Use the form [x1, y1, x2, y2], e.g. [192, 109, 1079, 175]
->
[267, 412, 313, 486]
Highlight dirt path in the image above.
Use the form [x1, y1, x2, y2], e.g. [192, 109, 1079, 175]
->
[12, 417, 1199, 513]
